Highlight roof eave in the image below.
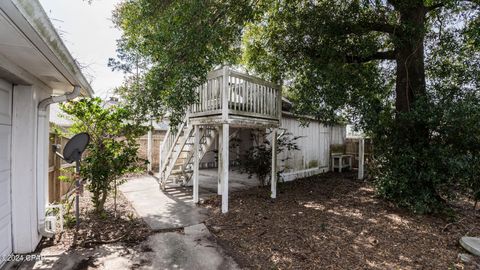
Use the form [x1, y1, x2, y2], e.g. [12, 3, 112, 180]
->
[0, 0, 94, 97]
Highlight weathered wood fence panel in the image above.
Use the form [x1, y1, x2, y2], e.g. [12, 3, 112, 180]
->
[137, 132, 165, 172]
[48, 131, 166, 203]
[48, 133, 75, 203]
[344, 138, 373, 168]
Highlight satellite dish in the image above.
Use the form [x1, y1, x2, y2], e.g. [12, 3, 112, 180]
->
[63, 132, 90, 163]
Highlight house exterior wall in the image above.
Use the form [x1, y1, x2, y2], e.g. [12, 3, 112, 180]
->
[199, 127, 252, 168]
[278, 115, 346, 181]
[0, 1, 92, 263]
[11, 84, 50, 254]
[0, 79, 13, 265]
[190, 115, 346, 181]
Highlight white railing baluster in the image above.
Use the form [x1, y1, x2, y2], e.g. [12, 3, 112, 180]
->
[188, 67, 281, 120]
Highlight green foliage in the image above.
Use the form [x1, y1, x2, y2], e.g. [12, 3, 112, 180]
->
[372, 94, 480, 213]
[113, 0, 480, 213]
[50, 123, 64, 136]
[64, 214, 76, 229]
[62, 196, 76, 229]
[58, 167, 75, 183]
[61, 98, 147, 213]
[238, 130, 299, 186]
[111, 0, 253, 126]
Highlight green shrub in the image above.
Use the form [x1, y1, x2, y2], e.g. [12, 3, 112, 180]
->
[61, 98, 147, 213]
[238, 130, 300, 186]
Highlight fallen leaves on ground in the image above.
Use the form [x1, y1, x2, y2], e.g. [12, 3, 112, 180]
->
[48, 187, 151, 250]
[203, 172, 480, 270]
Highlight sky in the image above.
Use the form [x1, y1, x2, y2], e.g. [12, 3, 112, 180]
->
[39, 0, 125, 99]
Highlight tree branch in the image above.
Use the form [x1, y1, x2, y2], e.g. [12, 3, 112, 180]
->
[339, 21, 399, 36]
[346, 50, 396, 63]
[425, 0, 480, 12]
[425, 3, 445, 12]
[360, 22, 397, 34]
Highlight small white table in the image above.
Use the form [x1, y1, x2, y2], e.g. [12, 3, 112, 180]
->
[331, 154, 352, 172]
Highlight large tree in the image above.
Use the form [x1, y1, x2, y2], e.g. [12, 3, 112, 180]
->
[113, 0, 479, 213]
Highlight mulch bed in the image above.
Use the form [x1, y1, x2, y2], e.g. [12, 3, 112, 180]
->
[44, 187, 151, 250]
[203, 172, 480, 270]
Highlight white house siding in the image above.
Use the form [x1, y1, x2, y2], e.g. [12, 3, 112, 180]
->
[330, 125, 347, 145]
[0, 78, 12, 266]
[0, 0, 92, 259]
[11, 85, 51, 254]
[278, 115, 346, 181]
[200, 128, 252, 167]
[194, 117, 346, 181]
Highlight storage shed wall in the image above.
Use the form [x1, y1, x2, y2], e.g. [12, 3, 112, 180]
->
[278, 115, 346, 181]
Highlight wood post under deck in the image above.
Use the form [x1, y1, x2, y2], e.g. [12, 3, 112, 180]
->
[193, 125, 200, 203]
[358, 138, 365, 180]
[217, 126, 223, 195]
[184, 66, 283, 213]
[221, 123, 229, 213]
[271, 128, 278, 198]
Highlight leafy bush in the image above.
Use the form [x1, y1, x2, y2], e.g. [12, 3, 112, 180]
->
[372, 93, 480, 213]
[61, 98, 147, 213]
[238, 130, 299, 186]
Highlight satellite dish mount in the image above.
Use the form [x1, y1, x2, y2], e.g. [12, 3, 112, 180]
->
[61, 132, 90, 234]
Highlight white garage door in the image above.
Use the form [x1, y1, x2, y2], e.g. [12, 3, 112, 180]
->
[0, 78, 12, 265]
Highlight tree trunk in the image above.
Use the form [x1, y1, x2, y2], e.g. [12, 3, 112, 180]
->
[393, 3, 431, 147]
[394, 4, 427, 114]
[97, 191, 108, 213]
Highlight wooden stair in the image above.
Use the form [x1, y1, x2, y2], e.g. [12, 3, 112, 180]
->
[158, 120, 218, 190]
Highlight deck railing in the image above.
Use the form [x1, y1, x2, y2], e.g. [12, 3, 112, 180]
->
[189, 67, 282, 121]
[158, 117, 187, 177]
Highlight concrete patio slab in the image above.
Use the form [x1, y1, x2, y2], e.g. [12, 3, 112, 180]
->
[460, 237, 480, 256]
[144, 223, 239, 270]
[119, 176, 208, 230]
[188, 168, 259, 193]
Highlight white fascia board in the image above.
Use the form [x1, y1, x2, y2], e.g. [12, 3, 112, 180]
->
[0, 0, 94, 97]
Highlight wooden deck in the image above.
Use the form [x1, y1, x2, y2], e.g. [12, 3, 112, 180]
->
[188, 67, 281, 127]
[159, 67, 281, 213]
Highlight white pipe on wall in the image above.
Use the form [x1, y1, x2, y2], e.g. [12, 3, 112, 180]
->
[36, 86, 81, 238]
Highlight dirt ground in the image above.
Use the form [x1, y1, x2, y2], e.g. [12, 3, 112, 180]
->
[49, 188, 151, 250]
[203, 172, 480, 270]
[7, 185, 154, 270]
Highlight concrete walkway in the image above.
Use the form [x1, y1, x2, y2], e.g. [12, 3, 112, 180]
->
[145, 224, 239, 269]
[6, 224, 239, 270]
[5, 174, 242, 270]
[118, 175, 241, 270]
[119, 175, 208, 230]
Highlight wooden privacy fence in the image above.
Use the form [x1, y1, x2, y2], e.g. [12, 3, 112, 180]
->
[48, 133, 76, 203]
[345, 137, 373, 168]
[48, 131, 165, 203]
[137, 132, 165, 172]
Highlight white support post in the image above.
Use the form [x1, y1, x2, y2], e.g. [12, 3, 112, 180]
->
[358, 138, 365, 180]
[217, 126, 222, 195]
[221, 123, 229, 213]
[193, 125, 200, 203]
[271, 129, 278, 199]
[147, 119, 153, 172]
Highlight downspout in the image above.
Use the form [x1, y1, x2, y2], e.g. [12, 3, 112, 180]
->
[36, 86, 81, 238]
